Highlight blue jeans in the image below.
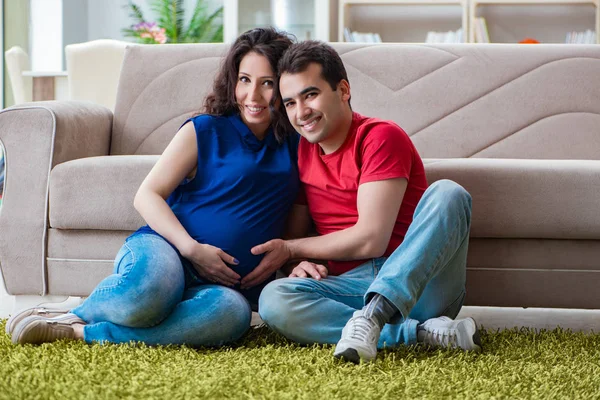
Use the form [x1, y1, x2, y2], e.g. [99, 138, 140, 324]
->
[258, 180, 471, 348]
[71, 233, 253, 347]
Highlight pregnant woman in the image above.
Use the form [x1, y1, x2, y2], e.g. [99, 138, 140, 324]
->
[8, 28, 299, 347]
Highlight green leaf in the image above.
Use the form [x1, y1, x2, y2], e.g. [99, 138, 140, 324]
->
[121, 28, 138, 38]
[184, 3, 224, 43]
[208, 24, 224, 43]
[150, 0, 184, 43]
[123, 0, 223, 44]
[123, 1, 146, 25]
[182, 0, 208, 41]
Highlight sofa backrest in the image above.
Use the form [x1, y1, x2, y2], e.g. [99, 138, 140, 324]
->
[111, 43, 600, 159]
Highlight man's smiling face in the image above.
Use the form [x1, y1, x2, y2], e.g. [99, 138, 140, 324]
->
[280, 62, 350, 150]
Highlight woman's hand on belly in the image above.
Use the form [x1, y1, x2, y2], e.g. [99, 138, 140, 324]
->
[181, 242, 241, 286]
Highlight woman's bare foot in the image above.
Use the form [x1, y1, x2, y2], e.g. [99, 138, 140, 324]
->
[72, 323, 85, 340]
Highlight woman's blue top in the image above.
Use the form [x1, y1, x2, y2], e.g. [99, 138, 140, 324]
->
[134, 113, 300, 278]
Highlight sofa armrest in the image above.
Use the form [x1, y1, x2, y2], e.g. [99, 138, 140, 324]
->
[0, 101, 113, 295]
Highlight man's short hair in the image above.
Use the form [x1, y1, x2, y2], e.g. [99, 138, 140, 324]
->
[278, 41, 349, 92]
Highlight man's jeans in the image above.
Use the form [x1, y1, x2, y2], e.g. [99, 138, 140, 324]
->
[71, 233, 252, 347]
[258, 179, 472, 348]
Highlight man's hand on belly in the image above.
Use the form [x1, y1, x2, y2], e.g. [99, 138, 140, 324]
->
[240, 239, 292, 289]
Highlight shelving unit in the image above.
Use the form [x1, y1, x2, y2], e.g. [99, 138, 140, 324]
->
[339, 0, 598, 43]
[223, 0, 331, 43]
[339, 0, 469, 43]
[469, 0, 599, 43]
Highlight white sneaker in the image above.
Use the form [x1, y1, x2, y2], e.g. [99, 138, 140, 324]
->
[5, 307, 70, 335]
[333, 310, 380, 363]
[11, 313, 86, 345]
[418, 316, 482, 351]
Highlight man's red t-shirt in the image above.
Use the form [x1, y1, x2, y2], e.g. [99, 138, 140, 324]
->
[297, 112, 428, 276]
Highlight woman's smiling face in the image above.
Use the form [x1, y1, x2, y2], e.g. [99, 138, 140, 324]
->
[235, 51, 275, 139]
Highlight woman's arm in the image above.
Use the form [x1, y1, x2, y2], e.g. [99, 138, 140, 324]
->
[133, 121, 199, 255]
[133, 121, 241, 286]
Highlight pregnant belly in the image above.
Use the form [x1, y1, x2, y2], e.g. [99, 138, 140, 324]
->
[185, 219, 275, 278]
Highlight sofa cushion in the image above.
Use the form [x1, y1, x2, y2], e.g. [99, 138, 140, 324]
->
[425, 158, 600, 239]
[46, 229, 131, 296]
[49, 155, 158, 230]
[50, 156, 600, 239]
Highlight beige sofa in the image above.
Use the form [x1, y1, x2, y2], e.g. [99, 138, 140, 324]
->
[1, 43, 599, 309]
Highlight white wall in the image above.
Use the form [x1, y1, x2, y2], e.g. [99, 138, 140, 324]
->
[30, 0, 62, 70]
[62, 0, 88, 67]
[87, 0, 140, 41]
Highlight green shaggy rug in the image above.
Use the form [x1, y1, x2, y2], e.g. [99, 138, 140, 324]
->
[1, 319, 599, 399]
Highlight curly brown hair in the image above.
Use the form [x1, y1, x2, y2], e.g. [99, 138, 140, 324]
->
[201, 27, 296, 142]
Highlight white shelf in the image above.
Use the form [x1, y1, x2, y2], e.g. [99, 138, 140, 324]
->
[339, 0, 598, 44]
[342, 0, 465, 4]
[469, 0, 599, 43]
[339, 0, 469, 42]
[473, 0, 597, 4]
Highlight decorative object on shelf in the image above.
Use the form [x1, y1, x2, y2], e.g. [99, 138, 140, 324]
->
[339, 0, 468, 43]
[470, 0, 599, 44]
[343, 28, 382, 43]
[565, 30, 596, 44]
[519, 38, 540, 44]
[122, 0, 223, 44]
[341, 0, 599, 44]
[425, 28, 464, 43]
[473, 17, 490, 43]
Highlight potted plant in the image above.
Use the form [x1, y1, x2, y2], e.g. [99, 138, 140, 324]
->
[123, 0, 223, 44]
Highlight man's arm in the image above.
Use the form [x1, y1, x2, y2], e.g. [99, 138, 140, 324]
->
[289, 177, 407, 260]
[240, 177, 407, 288]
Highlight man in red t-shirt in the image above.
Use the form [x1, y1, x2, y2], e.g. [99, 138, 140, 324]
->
[241, 41, 481, 363]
